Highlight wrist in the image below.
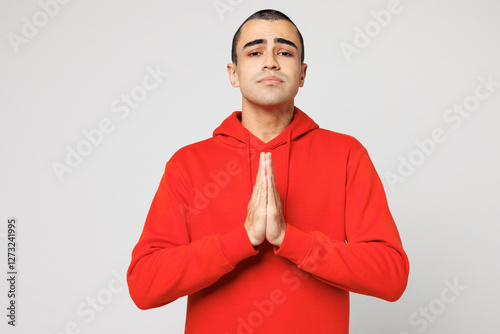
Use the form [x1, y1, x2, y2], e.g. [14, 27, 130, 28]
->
[268, 223, 286, 247]
[244, 221, 263, 247]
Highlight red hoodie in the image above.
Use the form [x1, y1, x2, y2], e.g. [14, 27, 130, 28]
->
[127, 107, 409, 334]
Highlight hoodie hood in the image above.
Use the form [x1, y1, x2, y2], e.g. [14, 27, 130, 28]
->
[212, 106, 319, 215]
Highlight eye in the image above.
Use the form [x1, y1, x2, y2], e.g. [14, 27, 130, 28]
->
[249, 52, 261, 56]
[279, 51, 293, 56]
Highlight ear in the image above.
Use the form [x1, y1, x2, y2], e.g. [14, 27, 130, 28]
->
[227, 63, 240, 87]
[299, 63, 307, 88]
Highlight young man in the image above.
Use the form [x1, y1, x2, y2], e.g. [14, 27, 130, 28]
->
[127, 9, 409, 334]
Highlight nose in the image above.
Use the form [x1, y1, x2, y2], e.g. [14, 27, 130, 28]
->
[262, 52, 280, 70]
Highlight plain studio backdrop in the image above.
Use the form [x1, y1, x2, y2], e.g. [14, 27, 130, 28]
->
[1, 0, 499, 333]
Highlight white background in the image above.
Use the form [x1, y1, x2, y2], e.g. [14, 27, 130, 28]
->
[1, 0, 499, 333]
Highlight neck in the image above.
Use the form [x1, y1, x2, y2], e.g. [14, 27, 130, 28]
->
[240, 99, 295, 143]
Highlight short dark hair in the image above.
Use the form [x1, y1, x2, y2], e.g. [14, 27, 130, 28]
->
[231, 9, 305, 65]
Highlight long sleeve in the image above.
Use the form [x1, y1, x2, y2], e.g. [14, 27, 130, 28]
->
[275, 146, 409, 302]
[127, 161, 257, 310]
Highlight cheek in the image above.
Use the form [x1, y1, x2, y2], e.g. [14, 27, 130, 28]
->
[236, 71, 254, 89]
[237, 60, 260, 78]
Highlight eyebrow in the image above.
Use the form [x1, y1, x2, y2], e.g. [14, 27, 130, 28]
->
[242, 37, 298, 50]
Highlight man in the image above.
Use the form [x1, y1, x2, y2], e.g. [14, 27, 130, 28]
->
[127, 9, 409, 334]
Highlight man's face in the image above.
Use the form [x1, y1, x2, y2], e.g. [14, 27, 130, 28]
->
[227, 19, 307, 108]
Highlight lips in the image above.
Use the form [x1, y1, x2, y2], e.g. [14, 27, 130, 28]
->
[258, 75, 283, 84]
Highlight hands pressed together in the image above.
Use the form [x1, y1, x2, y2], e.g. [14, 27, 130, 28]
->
[244, 152, 287, 248]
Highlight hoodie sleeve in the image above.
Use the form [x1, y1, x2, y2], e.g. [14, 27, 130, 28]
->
[275, 145, 409, 302]
[127, 161, 257, 310]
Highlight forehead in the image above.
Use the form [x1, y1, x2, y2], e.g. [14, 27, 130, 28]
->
[238, 19, 300, 48]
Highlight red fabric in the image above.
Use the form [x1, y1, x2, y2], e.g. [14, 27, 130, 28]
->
[127, 107, 409, 333]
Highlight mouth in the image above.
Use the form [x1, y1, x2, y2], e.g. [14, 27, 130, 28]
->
[258, 76, 284, 84]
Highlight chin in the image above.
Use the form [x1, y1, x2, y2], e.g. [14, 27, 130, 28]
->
[257, 101, 293, 109]
[255, 94, 293, 106]
[241, 88, 295, 107]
